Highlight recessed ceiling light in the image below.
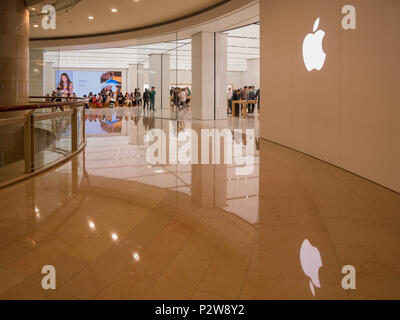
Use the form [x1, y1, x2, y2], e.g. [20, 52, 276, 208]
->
[133, 0, 140, 2]
[88, 16, 94, 20]
[33, 24, 39, 28]
[111, 8, 117, 12]
[31, 8, 36, 11]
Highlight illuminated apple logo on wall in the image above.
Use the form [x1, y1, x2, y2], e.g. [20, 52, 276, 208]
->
[302, 18, 326, 71]
[300, 239, 323, 296]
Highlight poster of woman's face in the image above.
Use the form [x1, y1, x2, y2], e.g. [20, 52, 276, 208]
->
[58, 71, 74, 94]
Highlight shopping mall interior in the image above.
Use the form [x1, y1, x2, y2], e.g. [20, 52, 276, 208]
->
[0, 0, 399, 300]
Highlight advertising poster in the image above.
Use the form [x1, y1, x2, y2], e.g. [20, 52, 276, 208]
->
[55, 70, 122, 97]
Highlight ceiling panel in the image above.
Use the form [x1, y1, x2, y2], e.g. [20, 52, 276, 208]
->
[44, 24, 259, 72]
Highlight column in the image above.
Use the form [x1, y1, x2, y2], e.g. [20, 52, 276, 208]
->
[149, 54, 170, 110]
[244, 58, 260, 89]
[190, 124, 227, 208]
[127, 64, 138, 93]
[137, 64, 145, 92]
[29, 49, 44, 96]
[0, 0, 29, 106]
[191, 32, 227, 121]
[191, 164, 227, 208]
[215, 33, 228, 120]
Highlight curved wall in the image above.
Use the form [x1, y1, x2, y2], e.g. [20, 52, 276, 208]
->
[29, 0, 256, 49]
[260, 0, 400, 193]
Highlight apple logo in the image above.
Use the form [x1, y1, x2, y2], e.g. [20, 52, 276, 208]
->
[300, 239, 323, 296]
[302, 18, 326, 71]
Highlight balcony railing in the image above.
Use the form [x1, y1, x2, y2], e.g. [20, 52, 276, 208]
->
[0, 97, 87, 188]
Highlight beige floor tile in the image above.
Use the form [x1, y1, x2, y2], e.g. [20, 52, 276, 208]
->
[196, 257, 248, 299]
[144, 254, 209, 300]
[45, 291, 79, 300]
[0, 273, 51, 300]
[0, 268, 23, 295]
[0, 116, 399, 300]
[59, 244, 133, 299]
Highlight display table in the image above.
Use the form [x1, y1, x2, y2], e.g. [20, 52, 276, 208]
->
[232, 100, 257, 118]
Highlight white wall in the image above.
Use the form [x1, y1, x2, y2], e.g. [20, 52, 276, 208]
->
[260, 0, 400, 193]
[243, 58, 260, 89]
[227, 71, 244, 89]
[142, 69, 246, 90]
[170, 70, 192, 86]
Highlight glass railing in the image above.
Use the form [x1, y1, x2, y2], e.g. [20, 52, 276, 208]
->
[0, 97, 87, 188]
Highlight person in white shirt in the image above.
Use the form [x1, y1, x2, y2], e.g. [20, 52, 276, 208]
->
[179, 89, 187, 109]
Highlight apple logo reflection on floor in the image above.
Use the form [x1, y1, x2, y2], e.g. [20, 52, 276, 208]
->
[300, 239, 323, 296]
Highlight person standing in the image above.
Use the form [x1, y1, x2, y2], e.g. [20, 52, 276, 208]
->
[143, 88, 150, 111]
[232, 89, 241, 117]
[55, 87, 64, 111]
[173, 88, 179, 109]
[55, 87, 63, 102]
[249, 86, 256, 114]
[136, 88, 142, 106]
[179, 88, 186, 109]
[149, 87, 156, 111]
[256, 88, 260, 112]
[117, 92, 124, 106]
[227, 88, 233, 114]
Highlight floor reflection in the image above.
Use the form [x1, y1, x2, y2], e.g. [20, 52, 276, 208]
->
[0, 108, 399, 300]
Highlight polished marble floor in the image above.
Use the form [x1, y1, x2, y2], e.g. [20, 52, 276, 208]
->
[0, 109, 399, 299]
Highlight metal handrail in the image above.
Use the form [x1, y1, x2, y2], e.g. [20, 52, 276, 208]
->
[0, 97, 88, 113]
[0, 98, 87, 188]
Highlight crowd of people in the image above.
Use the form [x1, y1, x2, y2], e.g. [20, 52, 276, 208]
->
[85, 87, 157, 111]
[227, 86, 260, 115]
[46, 84, 260, 117]
[46, 86, 157, 111]
[170, 87, 192, 110]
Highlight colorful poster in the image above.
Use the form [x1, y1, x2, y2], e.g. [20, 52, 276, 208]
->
[55, 70, 122, 97]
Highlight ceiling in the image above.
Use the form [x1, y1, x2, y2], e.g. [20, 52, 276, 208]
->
[29, 0, 229, 39]
[43, 23, 259, 72]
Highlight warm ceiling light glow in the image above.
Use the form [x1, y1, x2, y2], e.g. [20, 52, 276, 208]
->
[33, 24, 39, 28]
[111, 233, 119, 241]
[88, 221, 95, 230]
[31, 8, 36, 11]
[133, 253, 140, 261]
[133, 0, 140, 2]
[111, 8, 118, 12]
[88, 16, 94, 20]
